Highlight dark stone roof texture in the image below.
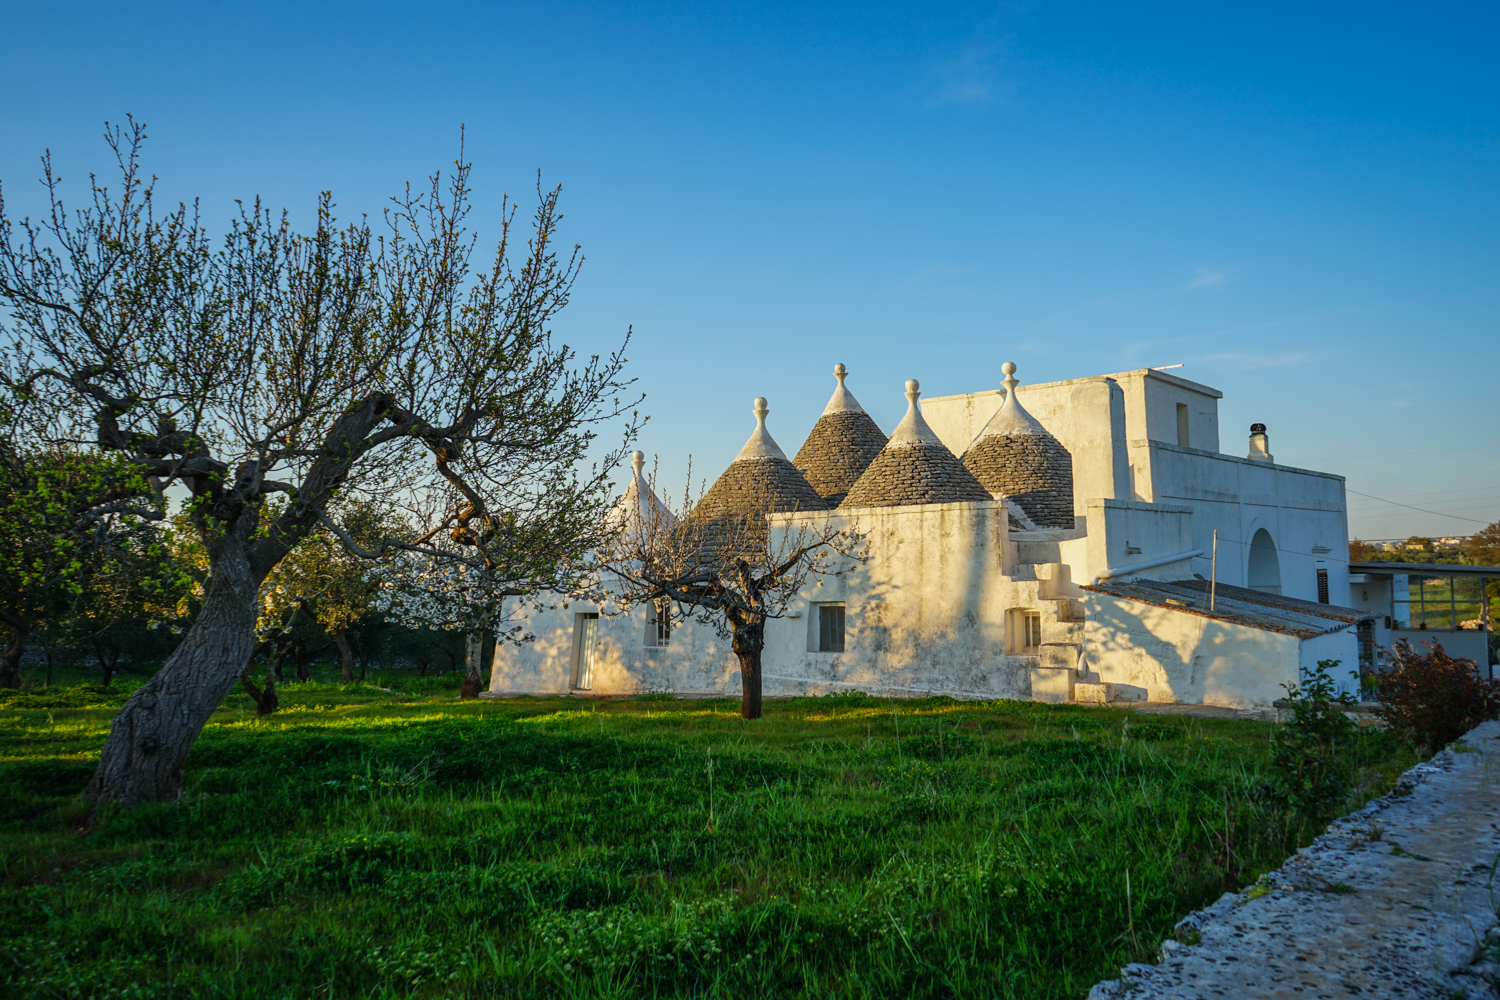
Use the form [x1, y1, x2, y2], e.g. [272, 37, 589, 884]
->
[839, 441, 993, 509]
[962, 434, 1075, 528]
[691, 456, 828, 520]
[682, 457, 827, 566]
[793, 410, 889, 504]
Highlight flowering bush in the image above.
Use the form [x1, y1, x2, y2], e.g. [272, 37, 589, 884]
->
[1375, 640, 1500, 753]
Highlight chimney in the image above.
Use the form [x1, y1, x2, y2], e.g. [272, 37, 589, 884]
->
[1247, 423, 1273, 462]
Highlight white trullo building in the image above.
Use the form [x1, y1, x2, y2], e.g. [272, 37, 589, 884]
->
[488, 362, 1374, 708]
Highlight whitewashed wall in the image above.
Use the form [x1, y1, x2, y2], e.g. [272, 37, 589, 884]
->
[923, 367, 1351, 606]
[487, 597, 739, 696]
[1081, 591, 1308, 708]
[761, 500, 1036, 699]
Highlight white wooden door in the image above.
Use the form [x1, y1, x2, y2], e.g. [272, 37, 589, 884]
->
[572, 614, 599, 690]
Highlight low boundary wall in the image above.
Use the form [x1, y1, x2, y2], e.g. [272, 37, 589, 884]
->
[1089, 719, 1500, 999]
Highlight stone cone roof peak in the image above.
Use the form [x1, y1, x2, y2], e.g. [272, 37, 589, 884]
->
[692, 397, 827, 524]
[839, 378, 992, 509]
[794, 364, 888, 505]
[961, 362, 1075, 528]
[605, 449, 675, 538]
[887, 379, 944, 447]
[822, 362, 867, 415]
[975, 361, 1049, 439]
[735, 396, 788, 461]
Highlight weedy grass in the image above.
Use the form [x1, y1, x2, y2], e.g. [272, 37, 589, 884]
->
[0, 679, 1417, 999]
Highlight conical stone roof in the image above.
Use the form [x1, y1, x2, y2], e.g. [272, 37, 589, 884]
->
[792, 363, 889, 506]
[691, 397, 828, 520]
[686, 398, 827, 564]
[961, 362, 1075, 528]
[839, 379, 993, 509]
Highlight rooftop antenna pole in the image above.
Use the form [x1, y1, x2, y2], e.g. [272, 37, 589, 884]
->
[1210, 530, 1218, 612]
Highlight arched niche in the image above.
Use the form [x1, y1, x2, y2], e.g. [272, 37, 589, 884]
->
[1247, 528, 1282, 595]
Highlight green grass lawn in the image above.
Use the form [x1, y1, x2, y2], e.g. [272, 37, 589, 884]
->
[0, 674, 1417, 999]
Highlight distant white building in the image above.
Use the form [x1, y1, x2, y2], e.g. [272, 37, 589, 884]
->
[489, 363, 1378, 708]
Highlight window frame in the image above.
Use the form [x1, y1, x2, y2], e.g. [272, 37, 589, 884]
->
[809, 602, 846, 653]
[644, 601, 672, 647]
[1008, 608, 1043, 655]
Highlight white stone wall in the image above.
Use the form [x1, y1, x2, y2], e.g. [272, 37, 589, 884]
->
[1141, 441, 1350, 603]
[1297, 628, 1362, 699]
[761, 500, 1035, 699]
[488, 598, 740, 696]
[1081, 591, 1307, 708]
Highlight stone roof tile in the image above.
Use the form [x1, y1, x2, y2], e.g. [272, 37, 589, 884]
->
[793, 365, 888, 503]
[839, 380, 992, 509]
[961, 362, 1075, 528]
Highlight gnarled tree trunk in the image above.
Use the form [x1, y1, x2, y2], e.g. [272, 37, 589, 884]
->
[461, 628, 484, 699]
[731, 619, 765, 720]
[84, 544, 259, 808]
[0, 625, 28, 690]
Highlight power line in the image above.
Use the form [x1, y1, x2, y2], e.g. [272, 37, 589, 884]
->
[1370, 485, 1500, 501]
[1350, 504, 1500, 520]
[1349, 498, 1500, 513]
[1345, 488, 1495, 526]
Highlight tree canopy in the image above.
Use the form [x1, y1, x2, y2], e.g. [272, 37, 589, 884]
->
[0, 120, 641, 807]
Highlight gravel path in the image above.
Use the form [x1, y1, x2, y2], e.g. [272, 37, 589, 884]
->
[1090, 719, 1500, 999]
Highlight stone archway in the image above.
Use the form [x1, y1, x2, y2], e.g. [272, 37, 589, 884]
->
[1247, 528, 1282, 594]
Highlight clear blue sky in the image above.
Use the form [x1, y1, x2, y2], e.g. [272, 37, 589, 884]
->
[3, 1, 1496, 541]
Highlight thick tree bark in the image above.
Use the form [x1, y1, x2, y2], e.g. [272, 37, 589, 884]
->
[294, 644, 309, 682]
[732, 619, 765, 720]
[461, 628, 484, 700]
[333, 630, 355, 683]
[85, 542, 259, 808]
[0, 625, 28, 690]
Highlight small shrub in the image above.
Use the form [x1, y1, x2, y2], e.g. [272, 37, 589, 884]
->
[1268, 659, 1357, 822]
[1374, 640, 1500, 753]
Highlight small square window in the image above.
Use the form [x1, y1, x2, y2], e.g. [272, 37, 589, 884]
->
[1010, 609, 1042, 655]
[818, 605, 845, 653]
[645, 602, 671, 647]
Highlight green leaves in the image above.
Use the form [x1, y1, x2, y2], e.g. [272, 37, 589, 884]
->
[1267, 659, 1359, 822]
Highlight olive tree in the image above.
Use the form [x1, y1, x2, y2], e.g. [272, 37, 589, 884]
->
[0, 121, 640, 807]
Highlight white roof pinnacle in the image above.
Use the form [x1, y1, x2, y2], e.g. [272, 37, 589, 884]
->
[606, 448, 674, 537]
[887, 378, 943, 446]
[821, 362, 867, 415]
[734, 396, 789, 461]
[973, 361, 1049, 440]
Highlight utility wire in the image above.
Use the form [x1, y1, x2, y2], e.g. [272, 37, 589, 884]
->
[1344, 488, 1494, 526]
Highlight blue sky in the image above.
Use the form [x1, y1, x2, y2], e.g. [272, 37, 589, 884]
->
[2, 1, 1496, 541]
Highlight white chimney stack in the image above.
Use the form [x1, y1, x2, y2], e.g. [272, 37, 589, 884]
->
[1247, 423, 1273, 462]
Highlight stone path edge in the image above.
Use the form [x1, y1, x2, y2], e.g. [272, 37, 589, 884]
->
[1087, 719, 1500, 999]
